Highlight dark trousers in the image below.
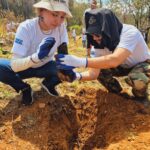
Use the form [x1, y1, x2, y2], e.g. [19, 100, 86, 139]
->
[0, 58, 61, 92]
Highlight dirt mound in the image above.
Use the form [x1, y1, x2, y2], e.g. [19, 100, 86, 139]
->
[78, 88, 150, 150]
[0, 86, 150, 150]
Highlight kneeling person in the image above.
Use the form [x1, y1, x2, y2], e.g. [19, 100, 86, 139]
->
[56, 8, 150, 102]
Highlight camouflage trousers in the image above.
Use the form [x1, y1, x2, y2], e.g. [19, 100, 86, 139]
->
[97, 60, 150, 101]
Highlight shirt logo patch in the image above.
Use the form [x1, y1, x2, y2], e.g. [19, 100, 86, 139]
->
[15, 38, 23, 45]
[89, 16, 96, 25]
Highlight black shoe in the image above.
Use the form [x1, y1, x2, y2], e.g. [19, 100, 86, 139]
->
[21, 86, 33, 105]
[41, 81, 59, 96]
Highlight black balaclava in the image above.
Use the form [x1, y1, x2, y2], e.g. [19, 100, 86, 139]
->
[85, 8, 123, 51]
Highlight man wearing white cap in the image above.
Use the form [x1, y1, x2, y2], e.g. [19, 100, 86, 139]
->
[0, 0, 72, 105]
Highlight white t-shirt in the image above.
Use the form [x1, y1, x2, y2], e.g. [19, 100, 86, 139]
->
[94, 24, 150, 68]
[82, 34, 86, 41]
[12, 18, 68, 68]
[72, 29, 76, 38]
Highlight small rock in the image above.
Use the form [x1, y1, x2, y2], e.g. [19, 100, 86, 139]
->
[104, 110, 107, 114]
[131, 123, 136, 129]
[127, 136, 135, 141]
[39, 103, 46, 108]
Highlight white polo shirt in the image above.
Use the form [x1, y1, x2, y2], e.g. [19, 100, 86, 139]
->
[12, 18, 68, 68]
[94, 24, 150, 68]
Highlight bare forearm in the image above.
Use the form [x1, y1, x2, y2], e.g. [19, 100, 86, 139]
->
[87, 54, 118, 69]
[87, 48, 131, 69]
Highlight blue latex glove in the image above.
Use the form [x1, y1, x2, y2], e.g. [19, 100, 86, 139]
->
[38, 37, 55, 60]
[55, 54, 87, 70]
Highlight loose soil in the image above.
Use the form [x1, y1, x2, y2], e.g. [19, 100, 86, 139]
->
[0, 79, 150, 150]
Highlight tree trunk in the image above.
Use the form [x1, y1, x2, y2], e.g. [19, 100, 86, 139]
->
[99, 0, 102, 7]
[0, 0, 9, 10]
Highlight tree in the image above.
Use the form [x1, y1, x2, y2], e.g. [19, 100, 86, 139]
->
[107, 0, 150, 42]
[0, 0, 9, 10]
[99, 0, 102, 7]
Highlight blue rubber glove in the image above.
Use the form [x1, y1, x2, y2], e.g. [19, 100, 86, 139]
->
[38, 37, 55, 60]
[55, 54, 88, 70]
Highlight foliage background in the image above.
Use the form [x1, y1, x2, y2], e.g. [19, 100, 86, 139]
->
[0, 0, 150, 40]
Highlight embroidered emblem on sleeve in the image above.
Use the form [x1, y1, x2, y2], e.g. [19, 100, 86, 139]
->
[15, 38, 23, 45]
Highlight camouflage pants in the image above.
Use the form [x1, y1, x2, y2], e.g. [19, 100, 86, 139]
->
[97, 60, 150, 101]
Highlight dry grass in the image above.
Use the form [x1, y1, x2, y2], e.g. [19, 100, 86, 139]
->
[0, 19, 7, 38]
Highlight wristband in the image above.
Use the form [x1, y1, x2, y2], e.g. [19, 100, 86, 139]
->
[30, 56, 38, 64]
[76, 72, 82, 80]
[31, 53, 40, 63]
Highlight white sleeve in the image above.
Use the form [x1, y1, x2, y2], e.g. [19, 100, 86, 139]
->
[11, 53, 40, 72]
[11, 23, 31, 58]
[117, 28, 139, 53]
[11, 57, 34, 72]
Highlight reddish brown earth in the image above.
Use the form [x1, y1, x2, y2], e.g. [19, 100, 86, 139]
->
[0, 82, 150, 150]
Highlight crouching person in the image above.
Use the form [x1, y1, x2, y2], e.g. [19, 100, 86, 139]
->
[56, 8, 150, 103]
[0, 0, 72, 105]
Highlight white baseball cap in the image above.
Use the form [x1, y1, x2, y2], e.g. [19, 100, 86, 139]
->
[33, 0, 72, 18]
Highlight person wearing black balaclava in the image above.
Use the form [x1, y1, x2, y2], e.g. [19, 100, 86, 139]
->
[56, 8, 150, 103]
